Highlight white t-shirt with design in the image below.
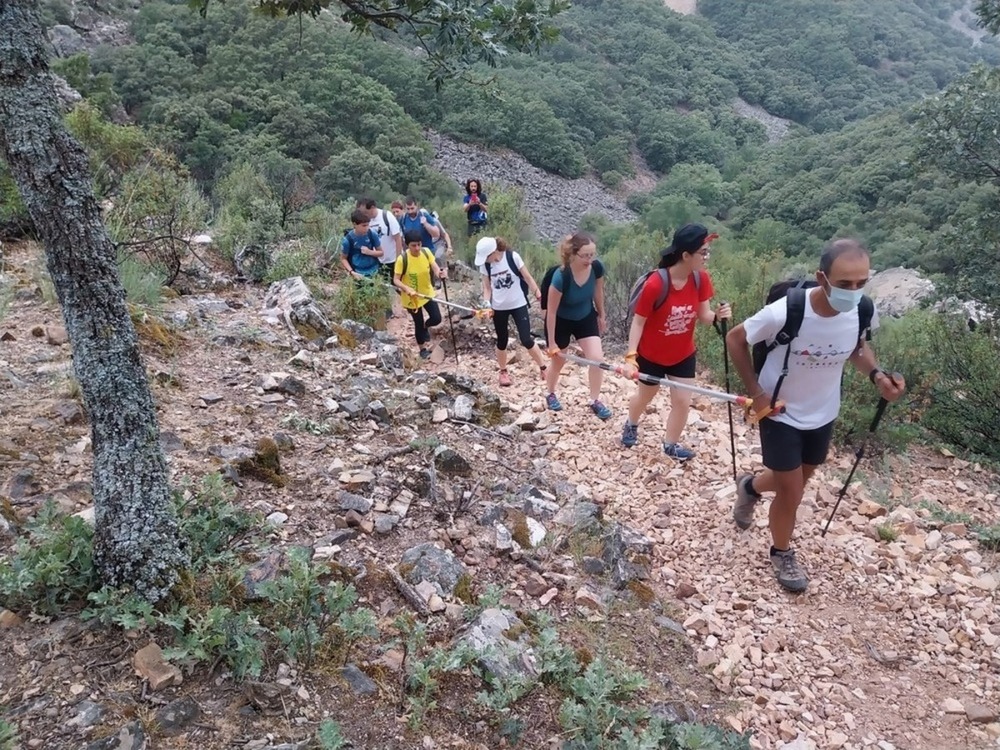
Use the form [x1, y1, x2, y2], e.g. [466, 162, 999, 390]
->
[479, 251, 528, 311]
[370, 209, 402, 265]
[743, 292, 879, 430]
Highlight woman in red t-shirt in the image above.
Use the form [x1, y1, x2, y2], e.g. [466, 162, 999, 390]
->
[621, 224, 731, 460]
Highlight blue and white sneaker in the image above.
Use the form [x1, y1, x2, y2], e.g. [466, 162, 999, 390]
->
[662, 442, 695, 461]
[621, 421, 638, 447]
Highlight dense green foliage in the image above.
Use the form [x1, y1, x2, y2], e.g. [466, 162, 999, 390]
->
[700, 0, 1000, 131]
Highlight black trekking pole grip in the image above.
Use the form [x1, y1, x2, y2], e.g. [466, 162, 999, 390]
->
[712, 300, 730, 337]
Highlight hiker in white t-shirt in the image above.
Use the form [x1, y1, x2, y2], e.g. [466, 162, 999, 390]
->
[357, 197, 402, 276]
[475, 236, 548, 387]
[725, 239, 906, 593]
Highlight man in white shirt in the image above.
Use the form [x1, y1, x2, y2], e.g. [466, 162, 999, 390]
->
[725, 239, 906, 592]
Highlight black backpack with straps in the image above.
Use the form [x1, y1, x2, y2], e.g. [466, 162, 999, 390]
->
[752, 279, 875, 406]
[484, 249, 531, 306]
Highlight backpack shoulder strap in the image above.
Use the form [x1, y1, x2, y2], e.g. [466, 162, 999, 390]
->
[507, 250, 523, 279]
[767, 286, 807, 409]
[651, 268, 671, 310]
[770, 286, 807, 351]
[858, 295, 874, 342]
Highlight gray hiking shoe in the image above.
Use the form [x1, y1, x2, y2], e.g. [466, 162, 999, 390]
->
[770, 548, 809, 593]
[733, 473, 760, 530]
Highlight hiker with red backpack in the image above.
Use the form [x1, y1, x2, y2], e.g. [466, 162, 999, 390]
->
[475, 236, 547, 387]
[620, 224, 731, 460]
[725, 238, 906, 593]
[543, 232, 613, 419]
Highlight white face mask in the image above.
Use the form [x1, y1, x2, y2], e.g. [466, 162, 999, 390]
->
[823, 278, 865, 313]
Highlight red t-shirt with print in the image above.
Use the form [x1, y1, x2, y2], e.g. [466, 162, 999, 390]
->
[635, 269, 714, 366]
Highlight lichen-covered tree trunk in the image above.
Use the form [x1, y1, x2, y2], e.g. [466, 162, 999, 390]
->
[0, 0, 187, 601]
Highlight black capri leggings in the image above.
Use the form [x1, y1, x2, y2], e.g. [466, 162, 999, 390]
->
[493, 305, 535, 351]
[408, 300, 442, 346]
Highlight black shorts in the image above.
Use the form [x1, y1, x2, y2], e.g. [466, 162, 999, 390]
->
[759, 418, 835, 472]
[553, 310, 599, 349]
[636, 352, 696, 380]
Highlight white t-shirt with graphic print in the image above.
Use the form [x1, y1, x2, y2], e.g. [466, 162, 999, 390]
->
[743, 292, 879, 430]
[479, 251, 528, 311]
[370, 209, 402, 265]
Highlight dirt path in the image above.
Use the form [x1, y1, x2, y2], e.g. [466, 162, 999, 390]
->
[437, 328, 1000, 750]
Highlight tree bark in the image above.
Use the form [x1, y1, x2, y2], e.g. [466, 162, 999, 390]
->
[0, 0, 187, 601]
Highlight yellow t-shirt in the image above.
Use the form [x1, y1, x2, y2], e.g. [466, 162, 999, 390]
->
[394, 248, 436, 310]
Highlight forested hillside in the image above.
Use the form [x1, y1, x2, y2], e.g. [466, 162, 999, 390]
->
[4, 0, 1000, 287]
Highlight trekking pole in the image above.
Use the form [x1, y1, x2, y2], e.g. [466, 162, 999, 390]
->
[381, 283, 490, 317]
[820, 378, 899, 536]
[559, 352, 753, 407]
[714, 309, 738, 481]
[441, 279, 460, 365]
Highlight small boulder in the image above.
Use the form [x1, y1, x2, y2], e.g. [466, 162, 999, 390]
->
[433, 446, 472, 477]
[132, 643, 182, 692]
[399, 543, 468, 597]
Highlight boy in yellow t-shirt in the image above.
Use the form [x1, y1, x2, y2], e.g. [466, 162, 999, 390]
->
[394, 230, 448, 359]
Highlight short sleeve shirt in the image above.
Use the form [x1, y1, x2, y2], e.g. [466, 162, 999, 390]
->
[551, 260, 605, 321]
[480, 251, 527, 311]
[394, 248, 436, 310]
[636, 269, 714, 367]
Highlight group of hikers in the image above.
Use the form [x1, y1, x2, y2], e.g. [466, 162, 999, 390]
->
[339, 181, 488, 357]
[338, 185, 907, 594]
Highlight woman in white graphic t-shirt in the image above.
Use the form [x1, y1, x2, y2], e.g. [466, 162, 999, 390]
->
[475, 236, 547, 388]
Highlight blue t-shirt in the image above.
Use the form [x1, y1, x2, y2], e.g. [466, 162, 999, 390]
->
[551, 259, 605, 321]
[400, 211, 439, 250]
[341, 229, 381, 277]
[464, 193, 488, 224]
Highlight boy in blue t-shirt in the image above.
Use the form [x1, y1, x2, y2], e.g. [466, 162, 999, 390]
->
[340, 208, 382, 279]
[340, 208, 383, 280]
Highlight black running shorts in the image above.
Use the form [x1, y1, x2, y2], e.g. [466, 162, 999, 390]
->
[552, 309, 600, 349]
[636, 352, 696, 380]
[759, 418, 835, 472]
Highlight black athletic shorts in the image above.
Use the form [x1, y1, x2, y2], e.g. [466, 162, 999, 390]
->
[636, 352, 696, 380]
[553, 309, 600, 349]
[759, 418, 835, 472]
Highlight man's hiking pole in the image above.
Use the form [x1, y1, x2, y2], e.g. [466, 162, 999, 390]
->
[441, 279, 460, 365]
[713, 308, 738, 481]
[820, 384, 897, 537]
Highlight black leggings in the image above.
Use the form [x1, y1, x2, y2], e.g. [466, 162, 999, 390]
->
[409, 300, 442, 346]
[493, 305, 535, 351]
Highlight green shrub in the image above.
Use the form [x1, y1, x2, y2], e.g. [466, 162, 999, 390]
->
[118, 254, 166, 309]
[0, 716, 18, 750]
[264, 243, 317, 283]
[334, 276, 391, 329]
[0, 502, 98, 616]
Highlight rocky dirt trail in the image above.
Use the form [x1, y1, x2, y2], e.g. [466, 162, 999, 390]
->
[1, 245, 998, 750]
[432, 304, 1000, 750]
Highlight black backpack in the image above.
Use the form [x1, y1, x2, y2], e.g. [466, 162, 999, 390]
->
[752, 279, 875, 407]
[484, 250, 531, 306]
[538, 265, 560, 311]
[627, 268, 701, 319]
